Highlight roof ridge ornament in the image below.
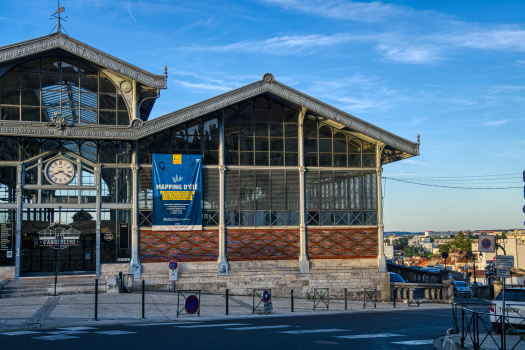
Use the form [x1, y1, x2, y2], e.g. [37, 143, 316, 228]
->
[47, 111, 73, 130]
[262, 73, 275, 83]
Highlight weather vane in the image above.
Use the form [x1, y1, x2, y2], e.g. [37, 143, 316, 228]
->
[50, 1, 68, 35]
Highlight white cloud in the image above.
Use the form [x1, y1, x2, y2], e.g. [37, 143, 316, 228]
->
[470, 119, 511, 127]
[375, 44, 442, 64]
[439, 27, 525, 52]
[174, 80, 231, 92]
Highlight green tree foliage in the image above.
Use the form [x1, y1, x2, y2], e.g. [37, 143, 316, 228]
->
[391, 237, 410, 250]
[402, 245, 427, 257]
[437, 231, 472, 254]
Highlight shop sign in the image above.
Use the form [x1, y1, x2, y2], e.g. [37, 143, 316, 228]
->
[1, 222, 13, 251]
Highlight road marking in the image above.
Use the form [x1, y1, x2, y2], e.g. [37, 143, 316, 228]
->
[391, 340, 435, 345]
[47, 331, 89, 335]
[130, 322, 201, 327]
[32, 334, 80, 341]
[95, 330, 137, 335]
[58, 327, 98, 331]
[335, 333, 404, 339]
[175, 323, 251, 328]
[280, 329, 350, 334]
[1, 331, 41, 336]
[225, 325, 294, 330]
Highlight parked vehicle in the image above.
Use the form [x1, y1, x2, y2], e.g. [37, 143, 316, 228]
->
[389, 272, 406, 283]
[454, 281, 471, 298]
[490, 288, 525, 332]
[421, 267, 441, 273]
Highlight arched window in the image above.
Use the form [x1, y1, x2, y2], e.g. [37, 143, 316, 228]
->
[21, 139, 40, 161]
[0, 57, 130, 125]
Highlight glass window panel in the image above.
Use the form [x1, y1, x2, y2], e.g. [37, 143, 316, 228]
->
[224, 107, 238, 122]
[117, 111, 129, 125]
[348, 154, 361, 167]
[61, 58, 79, 74]
[117, 94, 127, 111]
[254, 123, 268, 137]
[304, 138, 317, 152]
[187, 121, 202, 149]
[41, 74, 61, 90]
[239, 102, 253, 122]
[255, 170, 270, 210]
[138, 138, 154, 150]
[284, 107, 298, 122]
[286, 171, 299, 210]
[320, 171, 334, 210]
[333, 137, 346, 153]
[239, 137, 253, 152]
[240, 123, 253, 137]
[101, 168, 117, 203]
[0, 71, 19, 88]
[0, 168, 16, 203]
[255, 108, 268, 123]
[319, 153, 332, 167]
[203, 169, 219, 210]
[99, 142, 117, 163]
[203, 114, 219, 135]
[80, 75, 98, 93]
[203, 151, 218, 165]
[349, 171, 362, 209]
[269, 123, 283, 137]
[269, 152, 284, 166]
[362, 154, 375, 167]
[99, 73, 115, 93]
[99, 110, 116, 125]
[319, 125, 332, 138]
[0, 88, 19, 105]
[22, 59, 40, 72]
[138, 151, 152, 164]
[284, 124, 298, 138]
[80, 109, 97, 124]
[334, 172, 349, 210]
[81, 141, 97, 162]
[363, 141, 375, 153]
[21, 72, 40, 89]
[240, 171, 255, 210]
[155, 133, 170, 153]
[80, 93, 97, 109]
[304, 153, 317, 167]
[41, 91, 60, 110]
[254, 96, 268, 108]
[269, 138, 283, 152]
[269, 104, 283, 122]
[99, 93, 117, 110]
[224, 136, 238, 151]
[41, 57, 60, 72]
[171, 126, 186, 150]
[270, 171, 284, 210]
[225, 170, 239, 210]
[62, 140, 79, 155]
[1, 106, 19, 121]
[334, 154, 346, 167]
[61, 108, 80, 123]
[254, 152, 268, 166]
[225, 151, 238, 165]
[285, 153, 298, 166]
[363, 172, 377, 210]
[303, 119, 317, 138]
[79, 61, 97, 75]
[203, 135, 219, 150]
[21, 107, 40, 122]
[21, 90, 40, 106]
[239, 152, 253, 166]
[41, 139, 59, 153]
[319, 138, 332, 153]
[61, 75, 80, 91]
[348, 138, 361, 153]
[116, 168, 132, 203]
[117, 142, 132, 163]
[284, 138, 298, 152]
[305, 171, 319, 210]
[21, 139, 40, 160]
[254, 137, 269, 152]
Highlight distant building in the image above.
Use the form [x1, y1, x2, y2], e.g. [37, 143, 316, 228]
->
[425, 231, 459, 237]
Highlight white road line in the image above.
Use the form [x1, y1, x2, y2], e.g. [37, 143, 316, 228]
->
[1, 331, 41, 336]
[32, 335, 80, 341]
[47, 331, 89, 335]
[225, 325, 294, 331]
[335, 333, 404, 339]
[95, 330, 137, 335]
[58, 327, 98, 331]
[391, 340, 435, 345]
[280, 329, 350, 334]
[130, 322, 201, 327]
[175, 323, 251, 328]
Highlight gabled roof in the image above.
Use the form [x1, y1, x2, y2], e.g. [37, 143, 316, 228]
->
[141, 73, 419, 156]
[0, 32, 166, 89]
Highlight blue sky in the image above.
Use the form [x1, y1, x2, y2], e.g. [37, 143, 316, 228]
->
[1, 0, 524, 232]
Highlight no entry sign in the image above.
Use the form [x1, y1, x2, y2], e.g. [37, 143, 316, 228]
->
[263, 290, 271, 303]
[169, 260, 178, 270]
[478, 235, 495, 253]
[185, 295, 199, 314]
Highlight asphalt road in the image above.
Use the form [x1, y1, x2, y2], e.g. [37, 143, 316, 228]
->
[0, 302, 491, 350]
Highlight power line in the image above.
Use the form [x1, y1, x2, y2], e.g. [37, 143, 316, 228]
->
[396, 173, 521, 180]
[404, 177, 520, 182]
[384, 177, 522, 190]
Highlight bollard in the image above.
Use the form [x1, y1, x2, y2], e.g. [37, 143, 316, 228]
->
[54, 262, 58, 297]
[393, 288, 396, 308]
[142, 280, 145, 319]
[291, 290, 294, 312]
[344, 288, 347, 310]
[226, 289, 229, 315]
[94, 279, 98, 320]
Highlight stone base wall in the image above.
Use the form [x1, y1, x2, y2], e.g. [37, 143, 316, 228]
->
[107, 259, 390, 301]
[0, 266, 15, 281]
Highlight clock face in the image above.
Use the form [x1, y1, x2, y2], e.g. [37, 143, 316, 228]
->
[46, 159, 75, 185]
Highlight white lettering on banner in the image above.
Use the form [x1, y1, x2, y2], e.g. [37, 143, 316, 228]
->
[156, 184, 199, 191]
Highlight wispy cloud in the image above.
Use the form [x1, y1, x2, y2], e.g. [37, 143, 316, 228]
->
[470, 119, 511, 127]
[375, 44, 442, 64]
[260, 0, 411, 22]
[128, 8, 140, 28]
[174, 80, 232, 92]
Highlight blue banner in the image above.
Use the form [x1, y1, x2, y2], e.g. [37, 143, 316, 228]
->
[152, 154, 202, 231]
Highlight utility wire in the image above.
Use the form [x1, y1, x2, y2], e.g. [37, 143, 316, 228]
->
[398, 173, 521, 180]
[384, 177, 522, 190]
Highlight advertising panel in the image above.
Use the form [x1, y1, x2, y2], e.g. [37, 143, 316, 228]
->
[152, 154, 202, 231]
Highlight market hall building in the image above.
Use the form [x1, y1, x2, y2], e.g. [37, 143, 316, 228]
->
[0, 32, 419, 300]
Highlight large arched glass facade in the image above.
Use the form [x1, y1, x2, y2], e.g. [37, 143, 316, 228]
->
[0, 56, 130, 125]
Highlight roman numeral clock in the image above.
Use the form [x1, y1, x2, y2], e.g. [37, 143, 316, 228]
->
[45, 159, 76, 185]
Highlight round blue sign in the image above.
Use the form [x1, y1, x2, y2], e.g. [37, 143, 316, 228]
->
[481, 238, 492, 249]
[169, 261, 178, 270]
[442, 252, 449, 259]
[263, 290, 271, 303]
[185, 295, 199, 314]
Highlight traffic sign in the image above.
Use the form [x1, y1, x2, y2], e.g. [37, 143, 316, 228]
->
[169, 270, 178, 281]
[264, 301, 273, 313]
[478, 235, 495, 253]
[263, 290, 271, 303]
[442, 252, 449, 259]
[498, 268, 511, 278]
[465, 264, 470, 270]
[185, 295, 199, 314]
[496, 255, 514, 269]
[493, 257, 496, 263]
[169, 261, 178, 270]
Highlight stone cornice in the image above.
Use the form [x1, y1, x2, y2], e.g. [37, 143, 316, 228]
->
[0, 33, 166, 89]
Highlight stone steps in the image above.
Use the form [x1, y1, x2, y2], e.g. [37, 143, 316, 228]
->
[0, 277, 106, 298]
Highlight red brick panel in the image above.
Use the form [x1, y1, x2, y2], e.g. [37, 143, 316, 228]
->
[308, 228, 378, 259]
[227, 229, 299, 260]
[139, 230, 219, 262]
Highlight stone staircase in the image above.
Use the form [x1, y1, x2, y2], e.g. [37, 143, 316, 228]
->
[0, 275, 106, 298]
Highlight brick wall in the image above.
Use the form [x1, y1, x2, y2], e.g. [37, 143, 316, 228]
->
[308, 228, 378, 259]
[227, 229, 299, 260]
[140, 230, 219, 262]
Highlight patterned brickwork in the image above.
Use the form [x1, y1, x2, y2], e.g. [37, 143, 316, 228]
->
[227, 229, 299, 261]
[139, 230, 219, 262]
[308, 228, 378, 259]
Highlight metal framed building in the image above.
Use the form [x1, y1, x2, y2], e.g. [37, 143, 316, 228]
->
[0, 32, 419, 299]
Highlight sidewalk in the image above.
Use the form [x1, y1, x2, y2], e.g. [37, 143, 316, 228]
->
[0, 291, 453, 331]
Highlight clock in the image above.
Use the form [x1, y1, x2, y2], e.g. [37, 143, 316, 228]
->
[45, 159, 76, 185]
